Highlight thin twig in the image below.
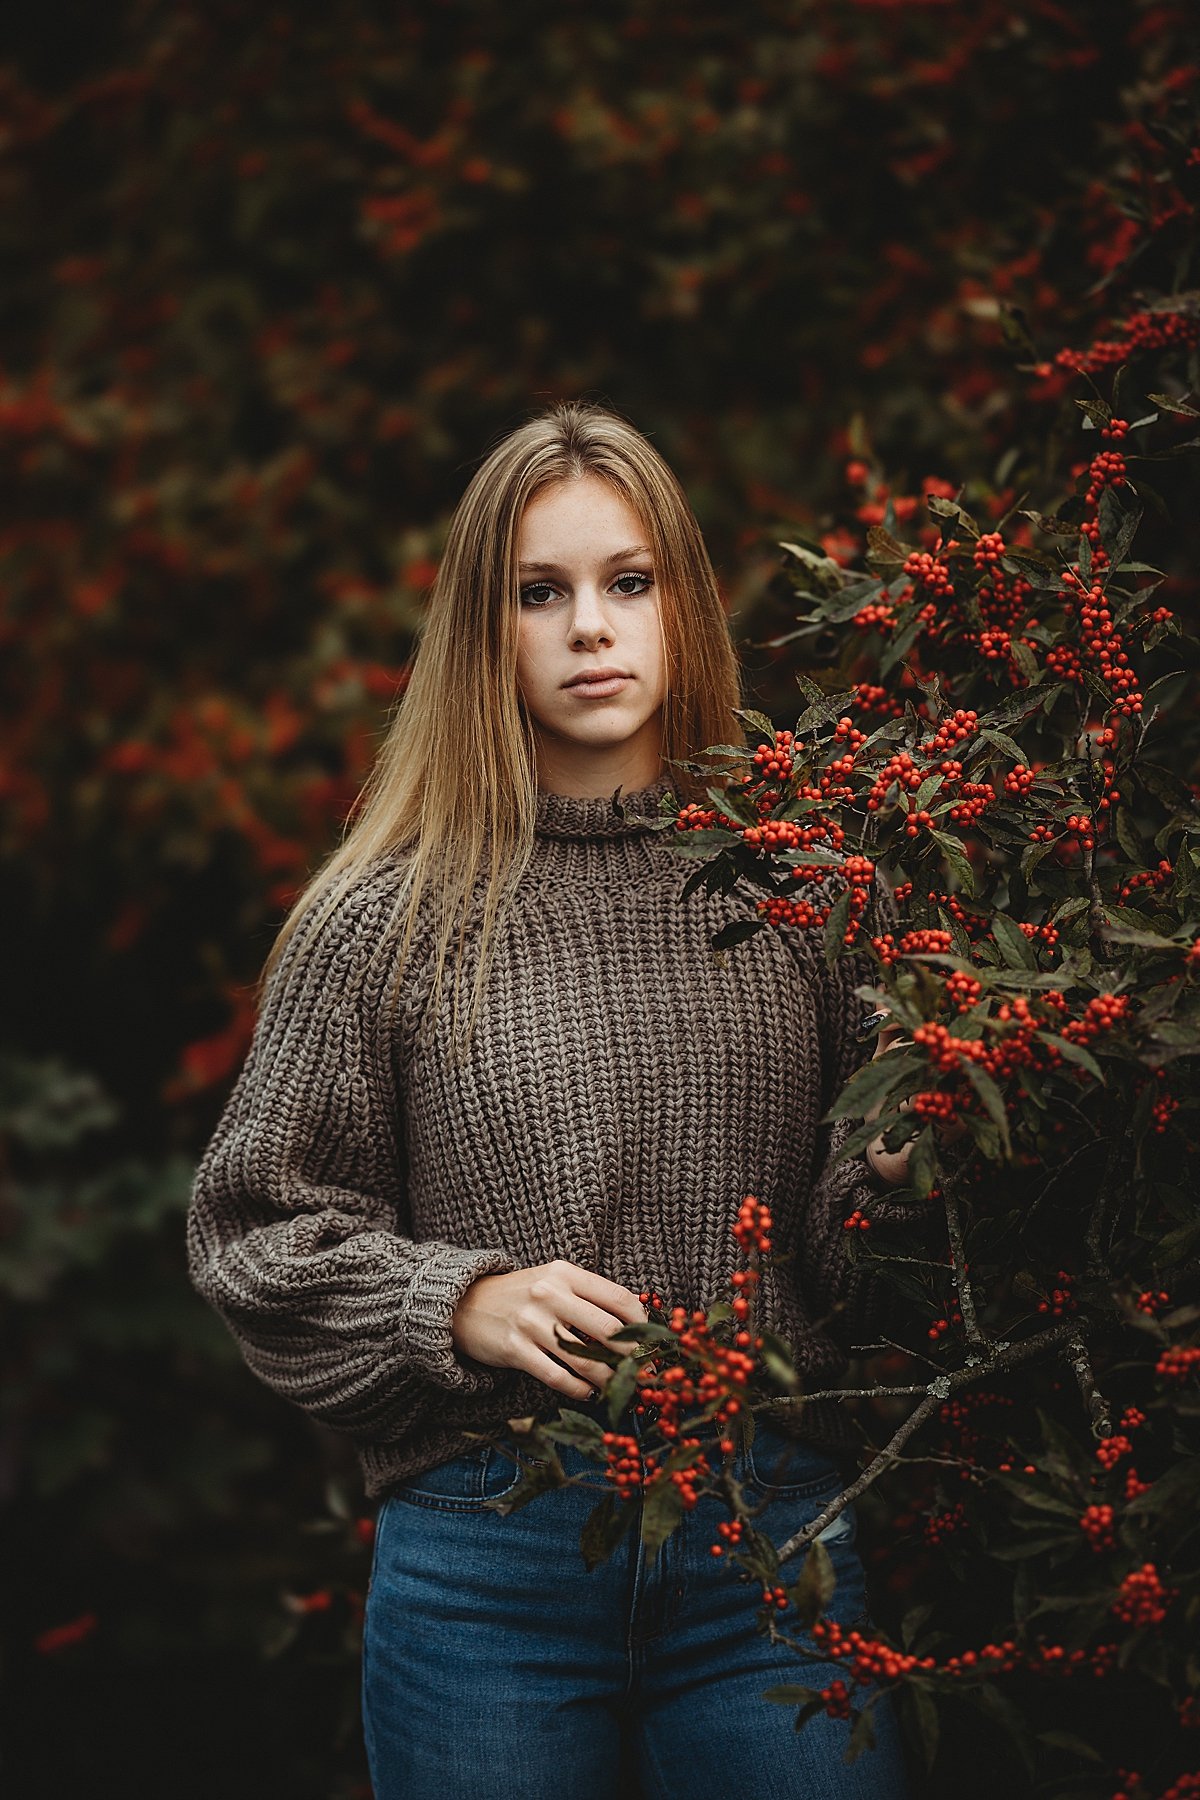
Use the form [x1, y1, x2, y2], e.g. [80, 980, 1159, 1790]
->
[769, 1314, 1103, 1567]
[759, 1384, 930, 1403]
[1085, 1135, 1126, 1279]
[942, 1162, 988, 1350]
[1064, 1328, 1113, 1439]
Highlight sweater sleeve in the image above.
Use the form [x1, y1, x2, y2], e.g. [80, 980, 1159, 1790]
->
[185, 859, 520, 1441]
[793, 893, 937, 1354]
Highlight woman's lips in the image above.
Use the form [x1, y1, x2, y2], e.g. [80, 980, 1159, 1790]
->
[565, 676, 632, 698]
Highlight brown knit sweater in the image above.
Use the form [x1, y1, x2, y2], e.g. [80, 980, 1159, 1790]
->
[186, 774, 933, 1499]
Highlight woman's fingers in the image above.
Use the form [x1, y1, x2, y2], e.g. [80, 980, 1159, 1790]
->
[521, 1341, 603, 1399]
[561, 1294, 645, 1355]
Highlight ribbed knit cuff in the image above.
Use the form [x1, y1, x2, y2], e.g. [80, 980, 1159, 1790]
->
[397, 1242, 521, 1393]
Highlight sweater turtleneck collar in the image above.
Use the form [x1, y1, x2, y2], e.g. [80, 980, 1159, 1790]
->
[533, 773, 679, 840]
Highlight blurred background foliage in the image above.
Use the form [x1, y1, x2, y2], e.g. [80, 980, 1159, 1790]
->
[2, 0, 1198, 1794]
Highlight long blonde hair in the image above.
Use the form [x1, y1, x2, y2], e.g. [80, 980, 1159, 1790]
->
[258, 398, 748, 1061]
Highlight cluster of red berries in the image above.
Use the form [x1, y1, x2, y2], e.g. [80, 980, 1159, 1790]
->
[1135, 1290, 1170, 1317]
[817, 1677, 853, 1719]
[1079, 1503, 1117, 1551]
[945, 779, 995, 827]
[914, 1091, 960, 1126]
[866, 749, 926, 811]
[1156, 1346, 1200, 1386]
[903, 548, 955, 599]
[1150, 1085, 1179, 1134]
[600, 1430, 648, 1503]
[1019, 918, 1060, 951]
[927, 1298, 964, 1343]
[595, 1205, 783, 1534]
[1046, 642, 1084, 683]
[759, 891, 834, 933]
[853, 682, 902, 715]
[1084, 448, 1128, 506]
[1050, 306, 1200, 377]
[922, 709, 979, 755]
[752, 729, 794, 782]
[760, 1581, 790, 1612]
[1062, 812, 1098, 852]
[973, 532, 1006, 569]
[807, 1616, 1119, 1687]
[1037, 1271, 1077, 1317]
[1062, 992, 1132, 1044]
[923, 1501, 968, 1546]
[711, 1516, 745, 1559]
[842, 1207, 871, 1232]
[935, 1389, 1014, 1461]
[1060, 567, 1143, 718]
[677, 801, 742, 833]
[854, 599, 896, 634]
[1119, 857, 1171, 904]
[1004, 762, 1036, 796]
[1096, 1434, 1133, 1472]
[1110, 1562, 1174, 1628]
[912, 1019, 981, 1073]
[1158, 1775, 1200, 1800]
[945, 971, 983, 1010]
[903, 926, 955, 959]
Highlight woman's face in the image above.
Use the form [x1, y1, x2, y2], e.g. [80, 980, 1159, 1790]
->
[514, 474, 668, 794]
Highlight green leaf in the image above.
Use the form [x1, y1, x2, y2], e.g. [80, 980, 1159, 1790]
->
[823, 887, 854, 969]
[1021, 838, 1057, 883]
[707, 784, 757, 827]
[1038, 1729, 1105, 1765]
[1146, 391, 1200, 418]
[1040, 1033, 1104, 1083]
[579, 1492, 638, 1573]
[788, 1539, 838, 1624]
[928, 829, 976, 896]
[760, 1683, 825, 1708]
[640, 1472, 686, 1554]
[712, 917, 768, 952]
[822, 1050, 921, 1124]
[758, 1328, 802, 1394]
[733, 708, 777, 744]
[605, 1360, 640, 1417]
[543, 1409, 608, 1454]
[978, 727, 1026, 765]
[959, 1060, 1012, 1154]
[926, 494, 980, 537]
[844, 1701, 878, 1766]
[908, 1125, 938, 1199]
[906, 1682, 940, 1776]
[991, 912, 1037, 970]
[1009, 640, 1040, 683]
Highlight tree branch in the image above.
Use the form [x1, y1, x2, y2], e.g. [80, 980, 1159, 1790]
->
[768, 1314, 1107, 1567]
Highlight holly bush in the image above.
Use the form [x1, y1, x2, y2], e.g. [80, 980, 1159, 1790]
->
[5, 4, 1200, 1797]
[491, 145, 1200, 1800]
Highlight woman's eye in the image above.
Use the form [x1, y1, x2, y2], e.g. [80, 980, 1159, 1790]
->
[519, 571, 654, 607]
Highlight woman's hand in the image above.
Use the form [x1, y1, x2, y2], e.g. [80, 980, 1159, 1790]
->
[451, 1259, 650, 1400]
[862, 1014, 966, 1184]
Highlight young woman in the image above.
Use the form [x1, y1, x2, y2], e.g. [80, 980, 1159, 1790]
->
[187, 400, 932, 1798]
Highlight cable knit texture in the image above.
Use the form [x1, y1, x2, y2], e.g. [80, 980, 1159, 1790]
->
[187, 775, 935, 1499]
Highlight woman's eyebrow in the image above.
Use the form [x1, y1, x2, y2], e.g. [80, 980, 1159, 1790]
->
[517, 544, 652, 573]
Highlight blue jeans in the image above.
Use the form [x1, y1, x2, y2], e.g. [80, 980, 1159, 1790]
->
[362, 1394, 912, 1798]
